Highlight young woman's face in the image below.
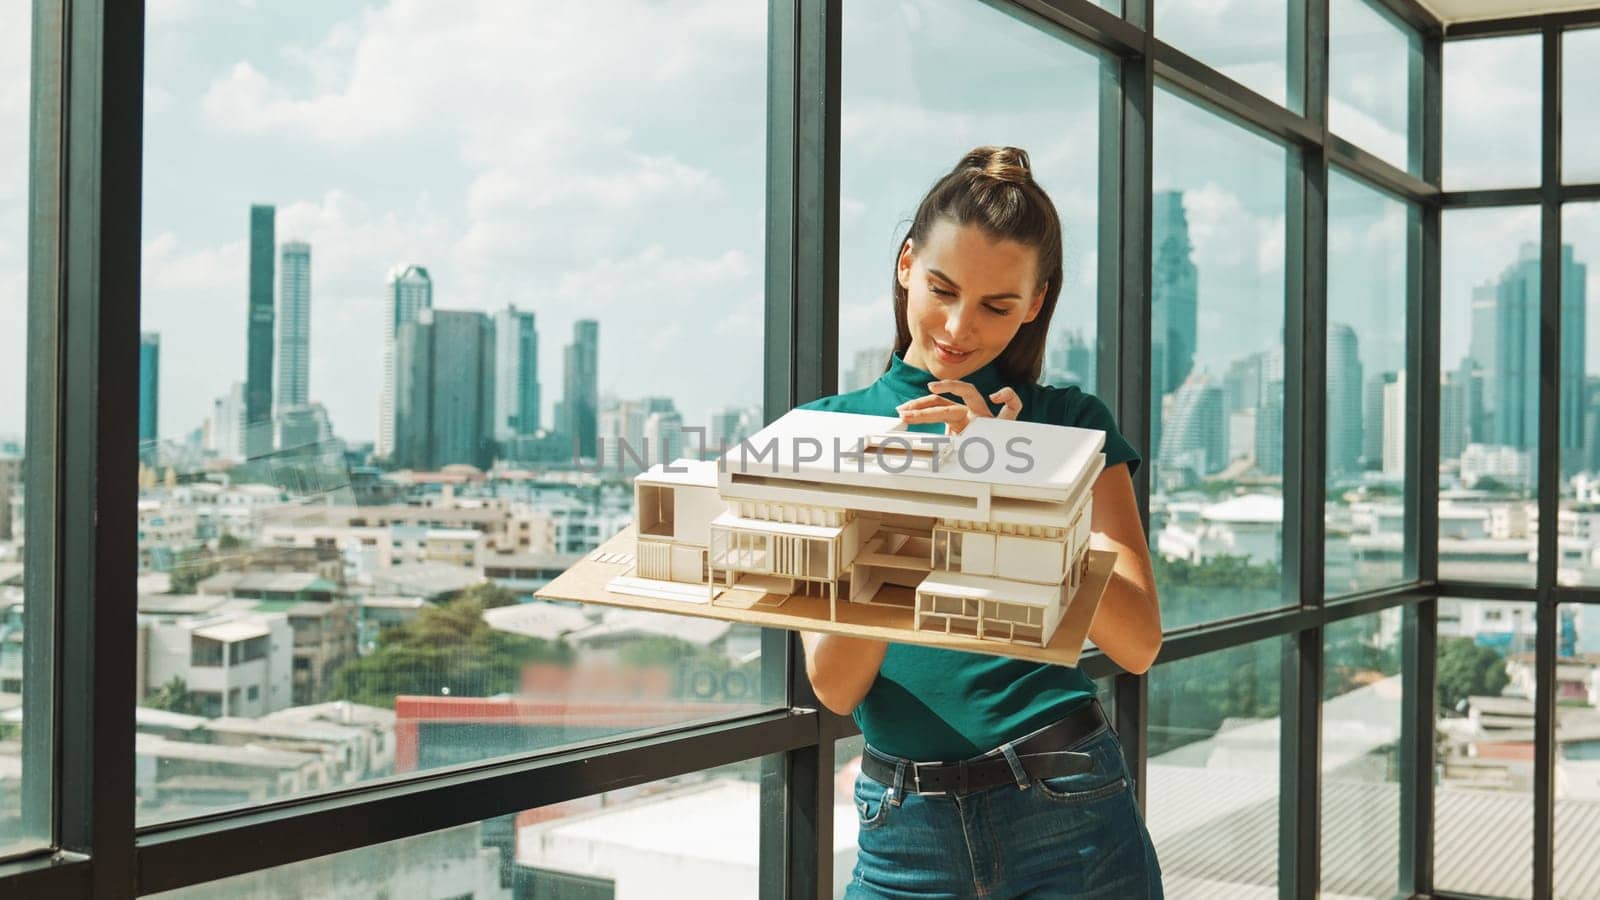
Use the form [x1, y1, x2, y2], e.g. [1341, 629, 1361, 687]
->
[897, 218, 1046, 381]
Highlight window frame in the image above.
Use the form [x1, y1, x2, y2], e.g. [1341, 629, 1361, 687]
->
[21, 0, 1600, 898]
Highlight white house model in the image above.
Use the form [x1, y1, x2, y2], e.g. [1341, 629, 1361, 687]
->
[608, 408, 1106, 650]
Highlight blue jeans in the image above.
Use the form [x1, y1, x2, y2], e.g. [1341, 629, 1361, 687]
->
[846, 724, 1163, 899]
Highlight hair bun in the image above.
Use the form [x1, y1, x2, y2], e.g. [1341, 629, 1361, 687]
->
[956, 145, 1033, 185]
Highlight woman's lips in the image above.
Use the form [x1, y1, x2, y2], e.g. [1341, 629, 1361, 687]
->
[934, 340, 973, 364]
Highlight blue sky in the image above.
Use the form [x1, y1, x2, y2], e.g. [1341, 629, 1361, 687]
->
[1, 0, 1597, 444]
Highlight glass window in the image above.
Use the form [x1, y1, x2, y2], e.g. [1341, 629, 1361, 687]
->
[1560, 203, 1598, 587]
[838, 0, 1109, 399]
[1321, 609, 1404, 897]
[1150, 88, 1289, 629]
[1146, 637, 1284, 893]
[1564, 29, 1600, 185]
[1554, 602, 1600, 899]
[1439, 208, 1541, 585]
[1434, 598, 1535, 900]
[1444, 35, 1541, 191]
[137, 3, 775, 825]
[1155, 0, 1288, 108]
[1, 0, 42, 858]
[1326, 171, 1415, 596]
[1329, 0, 1420, 174]
[147, 755, 788, 899]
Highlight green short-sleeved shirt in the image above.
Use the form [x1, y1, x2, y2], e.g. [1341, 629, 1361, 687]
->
[798, 350, 1140, 762]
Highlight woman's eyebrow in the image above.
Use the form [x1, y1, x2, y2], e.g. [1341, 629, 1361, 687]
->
[927, 268, 1021, 301]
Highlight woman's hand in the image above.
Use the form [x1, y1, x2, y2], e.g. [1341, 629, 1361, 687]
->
[895, 381, 1022, 434]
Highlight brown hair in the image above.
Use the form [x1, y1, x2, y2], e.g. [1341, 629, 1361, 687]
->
[890, 145, 1063, 385]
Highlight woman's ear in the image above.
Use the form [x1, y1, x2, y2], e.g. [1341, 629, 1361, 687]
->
[896, 239, 915, 291]
[1021, 281, 1048, 323]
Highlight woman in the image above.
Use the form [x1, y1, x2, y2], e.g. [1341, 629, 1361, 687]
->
[799, 146, 1165, 898]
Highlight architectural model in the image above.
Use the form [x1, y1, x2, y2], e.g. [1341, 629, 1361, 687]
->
[537, 408, 1115, 663]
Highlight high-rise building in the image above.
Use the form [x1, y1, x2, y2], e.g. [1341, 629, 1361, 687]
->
[1256, 378, 1285, 477]
[643, 406, 685, 466]
[1224, 353, 1265, 414]
[277, 241, 311, 414]
[1157, 374, 1226, 478]
[1045, 330, 1095, 392]
[1440, 374, 1467, 464]
[276, 403, 334, 454]
[1363, 372, 1396, 470]
[1327, 323, 1364, 478]
[208, 381, 247, 461]
[245, 204, 275, 459]
[600, 399, 648, 469]
[1469, 281, 1498, 424]
[1152, 191, 1199, 398]
[1487, 242, 1586, 463]
[493, 305, 540, 441]
[845, 347, 890, 392]
[377, 265, 434, 460]
[708, 405, 760, 451]
[1561, 244, 1588, 475]
[1583, 376, 1600, 475]
[139, 332, 160, 458]
[557, 320, 600, 459]
[1383, 371, 1407, 478]
[394, 309, 496, 471]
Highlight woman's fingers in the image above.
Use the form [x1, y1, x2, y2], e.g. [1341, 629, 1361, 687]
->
[990, 386, 1022, 420]
[927, 380, 992, 420]
[895, 393, 954, 412]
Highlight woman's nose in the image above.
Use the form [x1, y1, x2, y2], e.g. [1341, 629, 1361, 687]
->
[946, 302, 975, 341]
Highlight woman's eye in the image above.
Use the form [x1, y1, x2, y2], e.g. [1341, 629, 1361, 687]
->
[929, 286, 954, 297]
[985, 304, 1012, 316]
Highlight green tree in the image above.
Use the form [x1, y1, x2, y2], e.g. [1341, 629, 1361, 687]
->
[217, 532, 244, 550]
[168, 548, 219, 595]
[456, 580, 519, 609]
[1436, 636, 1509, 713]
[1153, 554, 1279, 589]
[144, 676, 205, 716]
[329, 597, 571, 709]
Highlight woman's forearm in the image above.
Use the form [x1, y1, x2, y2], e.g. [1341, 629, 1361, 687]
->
[1086, 571, 1162, 674]
[799, 630, 889, 716]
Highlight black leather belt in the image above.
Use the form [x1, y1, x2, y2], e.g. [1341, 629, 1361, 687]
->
[860, 700, 1108, 797]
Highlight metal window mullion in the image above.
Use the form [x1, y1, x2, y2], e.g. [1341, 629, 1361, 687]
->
[1533, 24, 1561, 900]
[1109, 0, 1153, 800]
[139, 710, 814, 895]
[1398, 596, 1437, 894]
[758, 2, 840, 897]
[53, 0, 143, 898]
[21, 0, 64, 860]
[1281, 0, 1328, 892]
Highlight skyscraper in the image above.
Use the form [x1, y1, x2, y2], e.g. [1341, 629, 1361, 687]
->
[558, 320, 600, 459]
[139, 332, 160, 458]
[1157, 374, 1226, 478]
[393, 309, 496, 470]
[1151, 191, 1198, 461]
[277, 241, 311, 413]
[1256, 378, 1285, 477]
[1364, 371, 1397, 469]
[1467, 243, 1586, 467]
[1383, 371, 1407, 478]
[1560, 244, 1588, 476]
[1327, 323, 1364, 477]
[245, 204, 275, 459]
[845, 346, 890, 392]
[1151, 191, 1199, 398]
[1493, 245, 1540, 452]
[493, 305, 540, 441]
[378, 265, 434, 460]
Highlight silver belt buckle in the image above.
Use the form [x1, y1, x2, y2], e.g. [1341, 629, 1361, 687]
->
[912, 762, 947, 796]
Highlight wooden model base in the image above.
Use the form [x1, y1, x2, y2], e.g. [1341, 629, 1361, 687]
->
[536, 526, 1115, 667]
